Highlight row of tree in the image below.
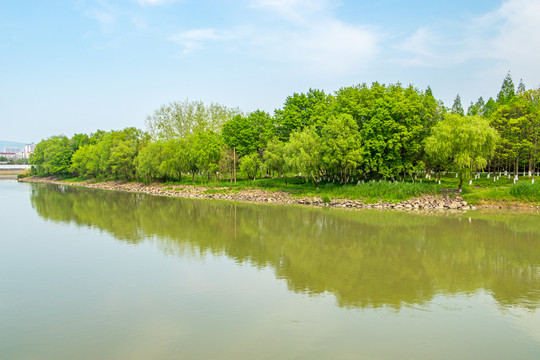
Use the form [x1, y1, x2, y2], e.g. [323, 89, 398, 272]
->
[30, 74, 540, 190]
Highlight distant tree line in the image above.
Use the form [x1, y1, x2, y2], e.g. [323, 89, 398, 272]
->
[30, 74, 540, 190]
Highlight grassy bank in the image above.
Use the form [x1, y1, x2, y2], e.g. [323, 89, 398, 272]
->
[24, 171, 540, 206]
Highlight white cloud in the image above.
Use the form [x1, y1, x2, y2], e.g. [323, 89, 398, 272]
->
[249, 0, 334, 24]
[138, 0, 178, 6]
[485, 0, 540, 73]
[86, 7, 116, 33]
[168, 0, 378, 75]
[397, 0, 540, 75]
[169, 29, 234, 54]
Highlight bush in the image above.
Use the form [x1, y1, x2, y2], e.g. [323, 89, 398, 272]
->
[509, 182, 540, 201]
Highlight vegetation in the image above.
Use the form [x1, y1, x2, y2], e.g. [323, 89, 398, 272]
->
[29, 75, 540, 204]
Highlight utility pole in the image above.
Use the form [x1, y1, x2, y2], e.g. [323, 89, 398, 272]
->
[233, 147, 236, 184]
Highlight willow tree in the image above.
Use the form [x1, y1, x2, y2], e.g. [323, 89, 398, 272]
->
[425, 114, 499, 191]
[145, 99, 241, 141]
[284, 127, 322, 188]
[320, 113, 363, 185]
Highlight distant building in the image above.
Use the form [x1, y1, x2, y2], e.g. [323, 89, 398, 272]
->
[0, 152, 17, 161]
[4, 147, 21, 153]
[22, 144, 36, 159]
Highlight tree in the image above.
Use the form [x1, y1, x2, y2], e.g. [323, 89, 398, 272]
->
[30, 136, 73, 176]
[136, 141, 168, 182]
[517, 79, 526, 94]
[483, 97, 498, 117]
[240, 152, 262, 180]
[221, 110, 275, 159]
[145, 99, 241, 141]
[497, 72, 515, 105]
[284, 127, 322, 188]
[451, 94, 465, 116]
[320, 114, 363, 185]
[189, 131, 223, 181]
[333, 82, 437, 180]
[274, 89, 330, 141]
[70, 144, 99, 177]
[263, 138, 286, 179]
[425, 114, 499, 191]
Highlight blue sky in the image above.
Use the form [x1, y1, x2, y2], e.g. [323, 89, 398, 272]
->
[1, 0, 539, 143]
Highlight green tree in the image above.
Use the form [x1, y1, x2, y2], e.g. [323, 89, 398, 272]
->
[263, 138, 286, 179]
[221, 115, 257, 158]
[189, 131, 223, 181]
[497, 72, 516, 105]
[240, 152, 262, 180]
[425, 114, 499, 191]
[517, 79, 526, 94]
[30, 136, 73, 176]
[334, 82, 435, 180]
[451, 94, 465, 116]
[320, 114, 363, 185]
[145, 99, 241, 141]
[284, 127, 322, 188]
[483, 97, 498, 117]
[274, 89, 330, 141]
[136, 141, 167, 183]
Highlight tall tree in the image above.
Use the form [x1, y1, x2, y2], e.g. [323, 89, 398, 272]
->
[451, 94, 465, 116]
[517, 79, 526, 94]
[320, 114, 363, 185]
[221, 110, 275, 158]
[425, 114, 499, 191]
[333, 82, 437, 179]
[497, 72, 516, 105]
[145, 99, 241, 141]
[274, 89, 330, 141]
[483, 97, 498, 117]
[284, 127, 322, 188]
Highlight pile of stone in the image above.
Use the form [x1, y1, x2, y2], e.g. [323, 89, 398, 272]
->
[20, 177, 478, 211]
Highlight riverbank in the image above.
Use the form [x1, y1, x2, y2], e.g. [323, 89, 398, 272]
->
[17, 176, 498, 211]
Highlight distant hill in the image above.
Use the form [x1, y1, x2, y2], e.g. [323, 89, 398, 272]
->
[0, 140, 28, 152]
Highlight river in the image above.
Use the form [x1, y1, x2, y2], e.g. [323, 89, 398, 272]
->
[1, 179, 539, 359]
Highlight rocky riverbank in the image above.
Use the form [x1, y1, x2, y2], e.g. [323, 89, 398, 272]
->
[18, 176, 487, 211]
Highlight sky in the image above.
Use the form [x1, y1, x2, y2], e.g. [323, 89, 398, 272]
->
[1, 0, 540, 143]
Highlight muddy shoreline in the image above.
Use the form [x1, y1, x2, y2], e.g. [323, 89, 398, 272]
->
[18, 176, 539, 211]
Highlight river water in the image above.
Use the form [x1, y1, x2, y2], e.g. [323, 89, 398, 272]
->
[1, 179, 539, 359]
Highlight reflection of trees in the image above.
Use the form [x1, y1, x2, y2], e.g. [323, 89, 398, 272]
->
[31, 183, 540, 310]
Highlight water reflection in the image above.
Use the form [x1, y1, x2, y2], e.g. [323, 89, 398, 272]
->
[30, 183, 540, 310]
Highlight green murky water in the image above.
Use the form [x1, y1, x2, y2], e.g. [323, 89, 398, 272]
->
[1, 180, 539, 359]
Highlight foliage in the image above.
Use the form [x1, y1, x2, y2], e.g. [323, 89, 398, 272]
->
[274, 88, 330, 141]
[509, 182, 540, 201]
[320, 114, 363, 185]
[497, 72, 516, 105]
[263, 138, 286, 177]
[30, 135, 73, 176]
[333, 82, 437, 179]
[29, 74, 540, 201]
[145, 99, 240, 141]
[240, 152, 262, 180]
[425, 114, 499, 190]
[284, 127, 323, 188]
[222, 110, 274, 157]
[451, 94, 464, 116]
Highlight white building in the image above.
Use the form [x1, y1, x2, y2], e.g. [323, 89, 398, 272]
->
[4, 147, 20, 154]
[22, 144, 36, 159]
[0, 152, 17, 161]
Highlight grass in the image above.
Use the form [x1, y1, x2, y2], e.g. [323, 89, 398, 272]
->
[509, 182, 540, 201]
[32, 171, 540, 205]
